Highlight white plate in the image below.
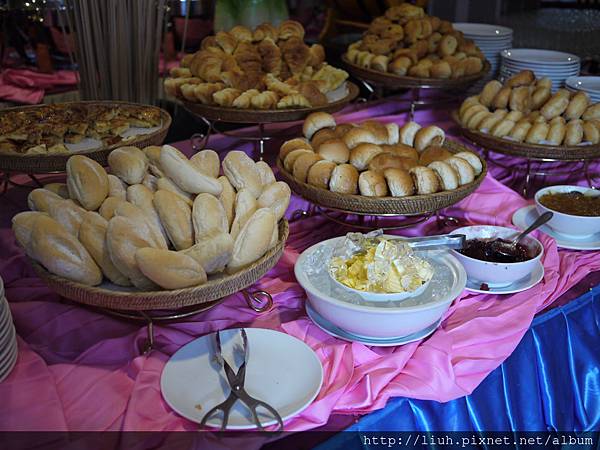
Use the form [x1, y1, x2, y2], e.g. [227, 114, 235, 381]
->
[160, 328, 323, 430]
[465, 261, 544, 294]
[305, 301, 441, 347]
[501, 49, 580, 65]
[512, 205, 600, 251]
[453, 23, 513, 38]
[566, 76, 600, 93]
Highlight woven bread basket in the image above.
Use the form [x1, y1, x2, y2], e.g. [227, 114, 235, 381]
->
[341, 56, 490, 90]
[31, 220, 288, 311]
[278, 140, 486, 216]
[0, 101, 171, 174]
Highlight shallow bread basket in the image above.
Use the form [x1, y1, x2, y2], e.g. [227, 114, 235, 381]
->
[30, 220, 288, 311]
[0, 101, 171, 174]
[278, 140, 487, 216]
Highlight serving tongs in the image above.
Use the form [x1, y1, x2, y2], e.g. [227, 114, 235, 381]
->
[393, 233, 466, 251]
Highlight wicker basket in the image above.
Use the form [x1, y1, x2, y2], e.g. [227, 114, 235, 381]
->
[31, 220, 289, 311]
[0, 101, 172, 174]
[341, 56, 490, 90]
[181, 82, 360, 123]
[278, 140, 486, 216]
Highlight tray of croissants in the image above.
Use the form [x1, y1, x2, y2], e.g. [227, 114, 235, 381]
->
[276, 112, 486, 216]
[455, 70, 600, 160]
[164, 20, 359, 122]
[342, 4, 489, 89]
[11, 146, 290, 311]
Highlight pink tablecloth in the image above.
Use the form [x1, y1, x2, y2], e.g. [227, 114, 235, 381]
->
[1, 104, 599, 434]
[0, 69, 78, 104]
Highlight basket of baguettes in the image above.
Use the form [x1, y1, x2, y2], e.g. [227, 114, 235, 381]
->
[342, 3, 489, 88]
[456, 70, 600, 160]
[12, 146, 290, 311]
[164, 20, 358, 122]
[277, 112, 486, 216]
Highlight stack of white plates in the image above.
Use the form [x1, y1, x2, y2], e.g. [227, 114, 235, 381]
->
[565, 76, 600, 103]
[453, 23, 513, 83]
[500, 49, 580, 91]
[0, 276, 17, 383]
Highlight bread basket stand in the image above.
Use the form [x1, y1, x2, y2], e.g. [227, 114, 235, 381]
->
[342, 57, 490, 121]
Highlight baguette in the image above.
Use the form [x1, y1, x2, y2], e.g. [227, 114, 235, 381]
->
[183, 230, 234, 274]
[153, 190, 194, 250]
[227, 208, 277, 274]
[222, 150, 263, 198]
[66, 155, 109, 211]
[160, 145, 222, 195]
[135, 248, 207, 290]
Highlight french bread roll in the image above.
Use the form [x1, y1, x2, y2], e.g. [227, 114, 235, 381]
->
[311, 128, 338, 149]
[307, 160, 337, 189]
[303, 112, 336, 140]
[222, 150, 263, 198]
[255, 161, 276, 186]
[329, 164, 359, 194]
[106, 216, 159, 290]
[30, 215, 102, 286]
[227, 208, 277, 274]
[135, 248, 207, 290]
[418, 145, 452, 166]
[508, 86, 531, 113]
[399, 121, 421, 146]
[43, 183, 69, 199]
[114, 201, 168, 249]
[381, 143, 419, 161]
[257, 181, 291, 221]
[479, 80, 503, 107]
[509, 120, 532, 142]
[525, 122, 550, 144]
[564, 120, 583, 146]
[153, 190, 194, 250]
[12, 211, 48, 254]
[48, 199, 86, 236]
[478, 109, 508, 132]
[283, 148, 313, 173]
[78, 212, 131, 286]
[108, 146, 148, 185]
[458, 96, 481, 117]
[453, 151, 483, 176]
[537, 77, 552, 89]
[98, 196, 128, 221]
[445, 157, 475, 185]
[66, 155, 109, 211]
[583, 121, 600, 144]
[409, 166, 440, 194]
[317, 139, 350, 163]
[183, 230, 234, 274]
[293, 152, 323, 183]
[465, 110, 490, 130]
[349, 143, 384, 170]
[142, 173, 158, 192]
[546, 121, 567, 145]
[383, 168, 415, 197]
[583, 104, 600, 120]
[279, 138, 312, 161]
[192, 193, 229, 242]
[490, 119, 516, 138]
[160, 145, 222, 195]
[230, 189, 257, 240]
[540, 89, 570, 120]
[126, 184, 169, 246]
[461, 104, 488, 127]
[107, 174, 127, 200]
[491, 87, 511, 110]
[343, 127, 379, 149]
[565, 92, 590, 121]
[358, 170, 388, 197]
[414, 126, 445, 152]
[428, 161, 459, 190]
[190, 149, 220, 178]
[156, 177, 194, 206]
[27, 188, 64, 213]
[217, 176, 236, 228]
[530, 86, 551, 111]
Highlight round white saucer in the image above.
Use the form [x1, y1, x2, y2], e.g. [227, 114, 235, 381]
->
[305, 302, 441, 347]
[464, 261, 544, 294]
[513, 205, 600, 251]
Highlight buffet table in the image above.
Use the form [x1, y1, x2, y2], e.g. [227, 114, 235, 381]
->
[1, 102, 600, 436]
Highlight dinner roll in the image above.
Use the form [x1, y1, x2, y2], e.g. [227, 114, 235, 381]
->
[161, 145, 222, 195]
[525, 122, 550, 144]
[303, 112, 336, 140]
[135, 248, 207, 290]
[583, 121, 600, 144]
[293, 152, 323, 183]
[445, 157, 475, 185]
[333, 123, 355, 138]
[367, 153, 417, 172]
[114, 201, 167, 250]
[257, 181, 291, 221]
[540, 89, 570, 120]
[491, 87, 511, 110]
[460, 104, 488, 126]
[428, 161, 459, 191]
[317, 139, 350, 163]
[383, 168, 415, 197]
[490, 119, 516, 138]
[453, 151, 483, 176]
[349, 143, 384, 170]
[418, 145, 452, 166]
[399, 121, 421, 146]
[583, 104, 600, 120]
[126, 184, 169, 246]
[343, 127, 379, 149]
[380, 143, 419, 161]
[98, 196, 127, 220]
[360, 120, 390, 145]
[329, 164, 359, 194]
[66, 156, 109, 211]
[358, 171, 388, 197]
[280, 138, 312, 160]
[458, 96, 481, 117]
[385, 123, 400, 144]
[530, 86, 551, 111]
[108, 146, 148, 185]
[414, 126, 445, 152]
[466, 110, 491, 130]
[506, 70, 535, 87]
[311, 128, 338, 149]
[508, 121, 532, 142]
[307, 160, 337, 189]
[508, 86, 531, 113]
[222, 150, 263, 198]
[409, 166, 440, 194]
[190, 149, 220, 178]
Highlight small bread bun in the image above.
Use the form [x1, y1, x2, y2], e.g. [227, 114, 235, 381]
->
[582, 104, 600, 120]
[431, 60, 452, 79]
[358, 171, 388, 197]
[399, 121, 422, 146]
[360, 120, 390, 145]
[255, 161, 276, 186]
[257, 181, 291, 221]
[564, 119, 583, 146]
[478, 109, 508, 132]
[490, 119, 516, 138]
[343, 127, 379, 149]
[409, 166, 440, 194]
[383, 168, 414, 197]
[492, 87, 511, 110]
[459, 96, 481, 117]
[505, 111, 524, 122]
[135, 248, 207, 290]
[153, 190, 194, 250]
[540, 89, 570, 120]
[564, 91, 590, 121]
[385, 123, 400, 144]
[230, 189, 258, 240]
[329, 164, 359, 194]
[527, 111, 546, 124]
[368, 153, 417, 172]
[479, 80, 503, 107]
[334, 123, 355, 138]
[190, 149, 220, 178]
[311, 128, 338, 149]
[530, 86, 551, 111]
[349, 143, 384, 170]
[280, 138, 312, 161]
[506, 70, 535, 87]
[453, 151, 483, 176]
[466, 110, 491, 130]
[307, 160, 337, 189]
[303, 112, 336, 140]
[27, 188, 64, 213]
[508, 121, 532, 142]
[293, 152, 323, 183]
[283, 148, 313, 173]
[537, 77, 552, 90]
[108, 146, 148, 185]
[43, 183, 70, 199]
[161, 145, 222, 195]
[223, 150, 263, 198]
[227, 208, 277, 274]
[414, 126, 445, 152]
[66, 155, 109, 211]
[428, 161, 459, 191]
[583, 121, 600, 144]
[317, 139, 350, 163]
[546, 121, 566, 145]
[380, 143, 419, 161]
[183, 230, 234, 274]
[445, 157, 475, 185]
[509, 86, 531, 113]
[418, 145, 452, 166]
[460, 104, 488, 126]
[107, 174, 127, 200]
[525, 122, 550, 144]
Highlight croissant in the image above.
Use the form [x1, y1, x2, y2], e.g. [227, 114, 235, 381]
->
[263, 73, 297, 95]
[258, 38, 282, 75]
[230, 25, 253, 42]
[164, 77, 201, 98]
[298, 81, 327, 107]
[250, 91, 279, 109]
[371, 55, 389, 72]
[169, 67, 192, 78]
[278, 20, 305, 40]
[368, 17, 392, 36]
[308, 44, 326, 67]
[213, 88, 242, 107]
[280, 37, 310, 75]
[385, 3, 424, 24]
[180, 83, 200, 102]
[215, 31, 237, 54]
[381, 24, 404, 41]
[233, 41, 262, 74]
[193, 82, 225, 104]
[232, 89, 260, 109]
[180, 53, 194, 68]
[312, 64, 348, 91]
[200, 36, 219, 51]
[356, 51, 375, 69]
[190, 51, 223, 82]
[368, 38, 396, 56]
[253, 22, 279, 42]
[277, 94, 311, 109]
[346, 48, 360, 64]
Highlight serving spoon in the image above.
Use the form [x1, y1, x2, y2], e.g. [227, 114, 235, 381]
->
[491, 211, 554, 258]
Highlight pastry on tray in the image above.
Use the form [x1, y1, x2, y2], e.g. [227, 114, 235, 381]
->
[344, 4, 486, 79]
[0, 103, 162, 155]
[279, 112, 483, 198]
[164, 21, 349, 110]
[457, 70, 600, 147]
[12, 146, 290, 289]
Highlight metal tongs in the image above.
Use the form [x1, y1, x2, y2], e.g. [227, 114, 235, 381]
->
[200, 329, 284, 431]
[393, 233, 466, 251]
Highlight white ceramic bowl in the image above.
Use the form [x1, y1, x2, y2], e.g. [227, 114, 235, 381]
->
[295, 238, 467, 339]
[451, 225, 543, 288]
[535, 185, 600, 238]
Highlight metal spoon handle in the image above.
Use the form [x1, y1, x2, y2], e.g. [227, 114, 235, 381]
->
[515, 211, 553, 243]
